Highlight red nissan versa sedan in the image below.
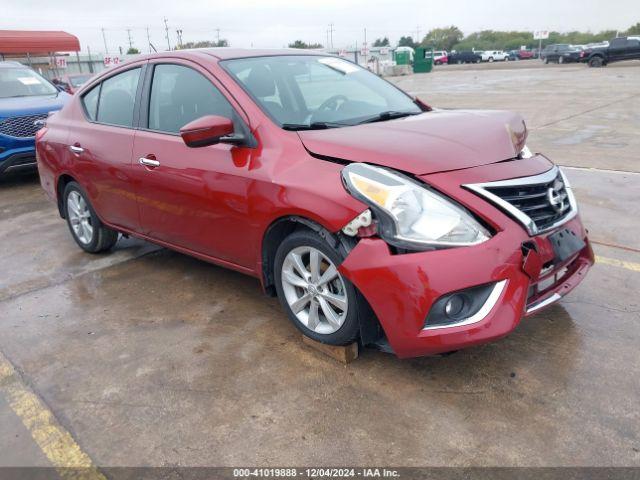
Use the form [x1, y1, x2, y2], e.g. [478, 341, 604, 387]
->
[35, 49, 593, 358]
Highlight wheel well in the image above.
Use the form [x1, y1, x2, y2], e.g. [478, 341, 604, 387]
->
[261, 216, 383, 347]
[56, 174, 76, 218]
[261, 216, 343, 296]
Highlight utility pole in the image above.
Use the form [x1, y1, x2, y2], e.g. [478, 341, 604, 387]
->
[146, 26, 152, 53]
[126, 29, 133, 50]
[163, 17, 171, 50]
[101, 28, 108, 54]
[328, 23, 335, 49]
[176, 29, 183, 49]
[415, 25, 421, 43]
[363, 27, 368, 65]
[215, 28, 221, 45]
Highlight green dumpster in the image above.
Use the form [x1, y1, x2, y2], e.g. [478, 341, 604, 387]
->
[394, 50, 411, 66]
[413, 47, 434, 73]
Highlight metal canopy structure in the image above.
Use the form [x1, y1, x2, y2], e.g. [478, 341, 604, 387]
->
[0, 30, 80, 54]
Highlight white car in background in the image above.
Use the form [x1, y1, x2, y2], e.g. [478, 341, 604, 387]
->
[433, 51, 448, 64]
[481, 50, 508, 62]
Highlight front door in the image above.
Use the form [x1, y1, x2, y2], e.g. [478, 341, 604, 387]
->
[131, 61, 256, 268]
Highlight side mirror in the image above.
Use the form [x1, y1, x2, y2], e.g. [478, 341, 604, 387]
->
[180, 115, 235, 148]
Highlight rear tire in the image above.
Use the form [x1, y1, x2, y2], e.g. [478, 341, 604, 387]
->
[274, 229, 363, 346]
[588, 56, 603, 67]
[544, 57, 549, 64]
[63, 182, 118, 253]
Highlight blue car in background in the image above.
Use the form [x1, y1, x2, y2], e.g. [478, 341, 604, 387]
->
[0, 61, 70, 176]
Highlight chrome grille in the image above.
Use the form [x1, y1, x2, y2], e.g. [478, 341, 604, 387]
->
[464, 166, 577, 235]
[0, 113, 48, 138]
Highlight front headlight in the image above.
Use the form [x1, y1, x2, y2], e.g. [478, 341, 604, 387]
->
[341, 163, 490, 250]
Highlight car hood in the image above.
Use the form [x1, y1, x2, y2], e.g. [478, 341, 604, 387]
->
[297, 109, 528, 175]
[0, 93, 70, 119]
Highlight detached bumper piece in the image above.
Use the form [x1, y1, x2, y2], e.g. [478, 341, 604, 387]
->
[339, 214, 593, 359]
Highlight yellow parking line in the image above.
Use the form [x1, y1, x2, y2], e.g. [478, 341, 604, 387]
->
[0, 351, 106, 480]
[596, 255, 640, 273]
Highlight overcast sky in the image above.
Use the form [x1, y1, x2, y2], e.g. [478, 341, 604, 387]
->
[2, 0, 638, 54]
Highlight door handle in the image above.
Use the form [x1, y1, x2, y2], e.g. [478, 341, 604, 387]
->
[69, 145, 84, 154]
[139, 157, 160, 167]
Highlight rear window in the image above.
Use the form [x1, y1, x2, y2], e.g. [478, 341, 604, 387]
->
[96, 68, 141, 127]
[70, 74, 92, 87]
[0, 67, 58, 98]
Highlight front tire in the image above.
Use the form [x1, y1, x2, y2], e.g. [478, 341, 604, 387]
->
[274, 229, 361, 345]
[63, 182, 118, 253]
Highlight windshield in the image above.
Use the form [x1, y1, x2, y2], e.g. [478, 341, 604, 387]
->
[222, 55, 422, 129]
[69, 74, 92, 87]
[0, 67, 58, 98]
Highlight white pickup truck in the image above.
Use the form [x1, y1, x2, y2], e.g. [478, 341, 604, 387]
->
[481, 50, 508, 62]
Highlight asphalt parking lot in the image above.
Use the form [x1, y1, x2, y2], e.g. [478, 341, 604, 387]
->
[1, 61, 639, 471]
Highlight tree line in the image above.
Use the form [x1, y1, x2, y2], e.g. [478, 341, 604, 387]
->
[288, 22, 640, 51]
[399, 22, 640, 51]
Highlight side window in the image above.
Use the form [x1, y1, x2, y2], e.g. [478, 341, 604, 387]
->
[148, 64, 234, 134]
[82, 84, 100, 121]
[610, 38, 626, 48]
[96, 68, 140, 127]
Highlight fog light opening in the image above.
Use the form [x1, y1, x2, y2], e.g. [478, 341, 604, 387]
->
[423, 281, 506, 330]
[444, 294, 466, 319]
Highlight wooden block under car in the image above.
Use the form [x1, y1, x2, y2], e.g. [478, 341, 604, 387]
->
[302, 335, 359, 364]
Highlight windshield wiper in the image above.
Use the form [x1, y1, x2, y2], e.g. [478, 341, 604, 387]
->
[282, 122, 344, 131]
[357, 110, 421, 124]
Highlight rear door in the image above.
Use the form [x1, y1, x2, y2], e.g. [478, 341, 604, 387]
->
[68, 65, 145, 231]
[607, 37, 627, 61]
[624, 38, 640, 60]
[130, 59, 256, 267]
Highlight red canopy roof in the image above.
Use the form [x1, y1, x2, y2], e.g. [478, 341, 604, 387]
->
[0, 30, 80, 54]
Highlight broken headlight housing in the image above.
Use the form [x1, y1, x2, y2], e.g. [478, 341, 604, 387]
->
[341, 163, 490, 250]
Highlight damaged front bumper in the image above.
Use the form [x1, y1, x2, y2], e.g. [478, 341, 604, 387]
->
[337, 157, 594, 358]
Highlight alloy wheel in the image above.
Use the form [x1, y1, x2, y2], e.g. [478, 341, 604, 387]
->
[67, 191, 94, 244]
[281, 246, 348, 334]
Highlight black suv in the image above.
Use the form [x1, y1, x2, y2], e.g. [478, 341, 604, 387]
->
[448, 51, 482, 64]
[581, 36, 640, 67]
[541, 44, 582, 64]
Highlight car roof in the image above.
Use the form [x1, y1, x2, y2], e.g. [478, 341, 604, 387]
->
[136, 48, 330, 62]
[0, 61, 25, 68]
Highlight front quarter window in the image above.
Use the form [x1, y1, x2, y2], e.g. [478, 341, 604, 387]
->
[0, 67, 58, 98]
[222, 55, 422, 129]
